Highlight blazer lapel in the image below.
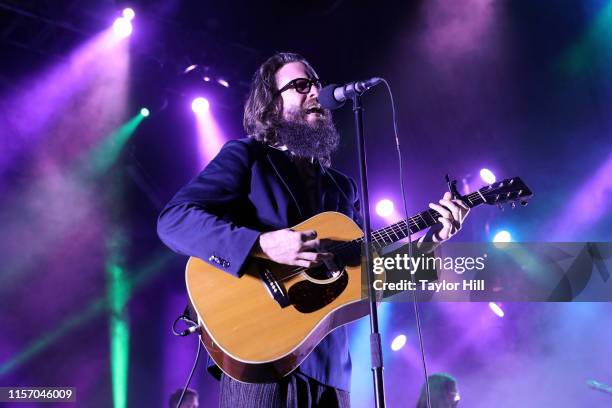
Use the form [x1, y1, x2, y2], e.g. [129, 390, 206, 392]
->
[265, 149, 306, 220]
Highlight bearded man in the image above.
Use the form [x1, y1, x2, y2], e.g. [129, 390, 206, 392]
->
[157, 52, 469, 408]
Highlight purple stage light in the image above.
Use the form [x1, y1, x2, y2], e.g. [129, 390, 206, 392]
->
[192, 99, 226, 168]
[547, 152, 612, 240]
[391, 334, 407, 351]
[122, 8, 135, 21]
[113, 17, 132, 38]
[488, 302, 505, 318]
[191, 97, 210, 114]
[376, 199, 394, 218]
[480, 168, 496, 184]
[203, 76, 211, 82]
[217, 78, 230, 88]
[183, 64, 198, 74]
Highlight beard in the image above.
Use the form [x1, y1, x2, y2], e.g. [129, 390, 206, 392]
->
[274, 106, 340, 160]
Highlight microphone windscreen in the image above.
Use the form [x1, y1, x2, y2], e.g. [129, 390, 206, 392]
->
[318, 84, 345, 110]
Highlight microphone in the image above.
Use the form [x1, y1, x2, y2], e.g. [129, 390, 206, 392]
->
[318, 77, 383, 110]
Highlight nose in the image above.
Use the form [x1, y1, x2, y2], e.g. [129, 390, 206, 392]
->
[307, 83, 320, 101]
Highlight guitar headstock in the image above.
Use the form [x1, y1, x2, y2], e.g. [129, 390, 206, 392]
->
[479, 177, 533, 208]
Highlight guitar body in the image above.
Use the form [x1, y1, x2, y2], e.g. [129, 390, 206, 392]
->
[186, 211, 372, 383]
[185, 176, 533, 383]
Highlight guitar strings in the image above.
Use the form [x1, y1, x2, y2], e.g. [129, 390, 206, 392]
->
[325, 190, 482, 254]
[274, 185, 524, 282]
[276, 191, 485, 281]
[273, 212, 429, 280]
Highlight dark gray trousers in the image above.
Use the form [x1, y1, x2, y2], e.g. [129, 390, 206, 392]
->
[219, 373, 350, 408]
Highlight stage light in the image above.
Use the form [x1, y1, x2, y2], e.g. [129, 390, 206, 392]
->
[113, 17, 133, 38]
[122, 8, 135, 21]
[192, 97, 226, 168]
[480, 168, 496, 184]
[376, 199, 394, 218]
[191, 97, 210, 114]
[184, 64, 198, 74]
[489, 302, 505, 318]
[493, 230, 512, 243]
[203, 76, 211, 82]
[217, 78, 230, 88]
[140, 107, 150, 117]
[391, 334, 406, 351]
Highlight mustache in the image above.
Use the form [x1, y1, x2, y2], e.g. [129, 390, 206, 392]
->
[304, 101, 322, 110]
[301, 101, 329, 116]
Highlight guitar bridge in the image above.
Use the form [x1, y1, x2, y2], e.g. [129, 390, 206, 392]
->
[259, 267, 290, 308]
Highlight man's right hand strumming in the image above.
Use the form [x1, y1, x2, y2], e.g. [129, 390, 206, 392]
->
[253, 229, 333, 268]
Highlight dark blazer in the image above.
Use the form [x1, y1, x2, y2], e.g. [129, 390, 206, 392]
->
[157, 137, 362, 392]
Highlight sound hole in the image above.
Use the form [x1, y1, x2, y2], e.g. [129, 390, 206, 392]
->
[288, 270, 348, 313]
[304, 264, 338, 280]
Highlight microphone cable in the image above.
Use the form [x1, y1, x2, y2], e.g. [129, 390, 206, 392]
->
[380, 78, 432, 408]
[171, 309, 202, 408]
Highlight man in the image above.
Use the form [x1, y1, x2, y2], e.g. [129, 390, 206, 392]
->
[157, 52, 469, 407]
[169, 388, 199, 408]
[416, 373, 460, 408]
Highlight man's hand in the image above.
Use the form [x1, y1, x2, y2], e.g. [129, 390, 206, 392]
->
[423, 191, 470, 243]
[254, 229, 333, 268]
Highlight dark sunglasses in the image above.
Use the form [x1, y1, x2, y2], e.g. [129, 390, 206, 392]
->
[277, 77, 323, 95]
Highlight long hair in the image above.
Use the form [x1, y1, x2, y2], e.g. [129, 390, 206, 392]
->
[416, 373, 458, 408]
[168, 388, 197, 408]
[243, 52, 318, 145]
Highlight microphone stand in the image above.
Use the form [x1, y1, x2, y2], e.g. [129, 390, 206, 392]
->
[352, 94, 386, 408]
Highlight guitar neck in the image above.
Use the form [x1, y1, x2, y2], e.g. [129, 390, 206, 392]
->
[367, 191, 485, 247]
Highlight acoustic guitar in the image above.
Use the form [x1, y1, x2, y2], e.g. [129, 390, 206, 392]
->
[185, 177, 533, 382]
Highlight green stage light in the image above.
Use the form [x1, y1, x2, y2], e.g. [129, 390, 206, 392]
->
[561, 1, 612, 75]
[0, 253, 172, 379]
[89, 113, 144, 174]
[106, 232, 130, 408]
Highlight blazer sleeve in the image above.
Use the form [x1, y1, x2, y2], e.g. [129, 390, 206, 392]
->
[157, 139, 261, 277]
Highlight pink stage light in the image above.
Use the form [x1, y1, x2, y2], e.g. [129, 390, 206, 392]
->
[193, 100, 226, 168]
[488, 302, 504, 318]
[113, 17, 133, 38]
[376, 199, 394, 218]
[122, 8, 135, 20]
[391, 334, 407, 351]
[479, 168, 496, 184]
[217, 78, 230, 88]
[191, 97, 210, 114]
[183, 64, 198, 73]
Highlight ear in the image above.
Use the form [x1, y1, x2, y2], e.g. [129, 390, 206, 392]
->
[275, 94, 283, 111]
[270, 97, 283, 120]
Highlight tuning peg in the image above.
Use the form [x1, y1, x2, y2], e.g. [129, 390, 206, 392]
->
[509, 179, 515, 185]
[520, 200, 528, 206]
[511, 202, 516, 209]
[445, 174, 462, 200]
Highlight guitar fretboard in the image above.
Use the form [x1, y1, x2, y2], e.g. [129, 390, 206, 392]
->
[365, 190, 484, 247]
[330, 190, 486, 262]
